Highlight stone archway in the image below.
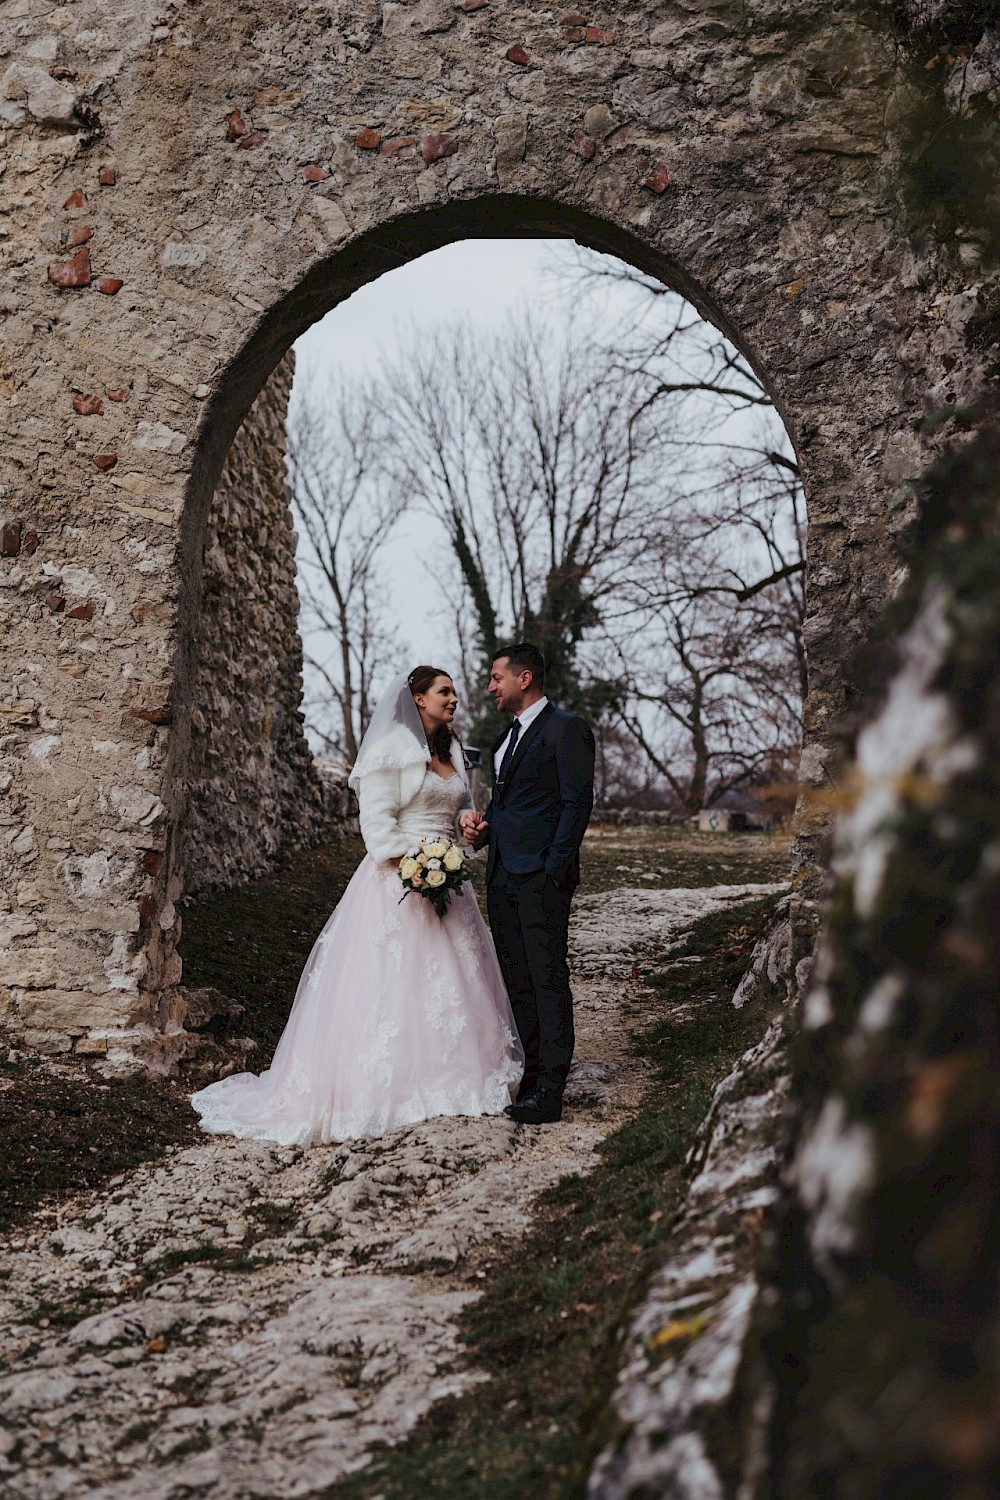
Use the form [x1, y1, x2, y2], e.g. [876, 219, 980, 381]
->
[1, 55, 929, 1056]
[176, 348, 328, 901]
[170, 199, 812, 968]
[0, 0, 987, 1084]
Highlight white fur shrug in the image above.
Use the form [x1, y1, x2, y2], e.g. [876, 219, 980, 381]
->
[356, 732, 472, 864]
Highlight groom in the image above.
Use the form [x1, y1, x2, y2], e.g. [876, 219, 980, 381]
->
[460, 643, 595, 1125]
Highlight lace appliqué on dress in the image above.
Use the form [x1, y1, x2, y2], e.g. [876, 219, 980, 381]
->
[359, 982, 401, 1085]
[420, 957, 468, 1059]
[450, 894, 488, 984]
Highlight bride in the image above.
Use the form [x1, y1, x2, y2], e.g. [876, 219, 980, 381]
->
[190, 667, 523, 1146]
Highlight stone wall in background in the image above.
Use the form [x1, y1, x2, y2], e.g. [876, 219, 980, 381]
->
[179, 352, 325, 895]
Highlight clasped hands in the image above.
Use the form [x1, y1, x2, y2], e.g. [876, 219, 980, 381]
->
[459, 810, 490, 849]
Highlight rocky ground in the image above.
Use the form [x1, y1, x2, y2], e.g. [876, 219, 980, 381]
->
[0, 832, 786, 1499]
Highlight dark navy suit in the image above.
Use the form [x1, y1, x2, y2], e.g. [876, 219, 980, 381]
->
[484, 703, 595, 1097]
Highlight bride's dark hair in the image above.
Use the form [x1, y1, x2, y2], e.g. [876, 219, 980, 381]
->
[408, 665, 454, 762]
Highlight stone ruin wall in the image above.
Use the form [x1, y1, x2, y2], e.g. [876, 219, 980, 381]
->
[179, 351, 326, 896]
[3, 0, 1000, 1490]
[0, 0, 961, 1067]
[0, 0, 991, 1074]
[0, 341, 326, 1062]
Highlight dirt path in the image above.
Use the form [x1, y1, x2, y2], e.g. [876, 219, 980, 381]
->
[0, 881, 782, 1499]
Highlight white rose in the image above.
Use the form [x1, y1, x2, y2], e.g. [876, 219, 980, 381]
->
[443, 846, 463, 871]
[427, 858, 442, 870]
[399, 857, 419, 880]
[426, 868, 446, 888]
[423, 841, 447, 860]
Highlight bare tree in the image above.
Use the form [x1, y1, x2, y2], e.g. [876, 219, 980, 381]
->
[558, 249, 807, 808]
[369, 318, 676, 739]
[288, 249, 805, 804]
[552, 250, 773, 421]
[608, 577, 801, 815]
[596, 443, 805, 813]
[286, 374, 406, 760]
[706, 443, 808, 706]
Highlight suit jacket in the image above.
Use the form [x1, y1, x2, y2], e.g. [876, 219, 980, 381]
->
[484, 702, 595, 886]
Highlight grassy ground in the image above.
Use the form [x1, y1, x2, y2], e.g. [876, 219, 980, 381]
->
[178, 824, 790, 1054]
[0, 826, 789, 1495]
[0, 1062, 198, 1237]
[178, 837, 367, 1058]
[0, 841, 366, 1238]
[581, 823, 791, 894]
[324, 892, 785, 1500]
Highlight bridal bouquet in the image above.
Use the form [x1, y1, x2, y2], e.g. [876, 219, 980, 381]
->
[398, 838, 471, 918]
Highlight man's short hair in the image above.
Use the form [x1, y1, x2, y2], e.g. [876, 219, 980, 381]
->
[494, 641, 546, 691]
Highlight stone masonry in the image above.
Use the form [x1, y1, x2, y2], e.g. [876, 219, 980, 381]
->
[4, 3, 1000, 1490]
[178, 351, 325, 897]
[3, 0, 996, 1063]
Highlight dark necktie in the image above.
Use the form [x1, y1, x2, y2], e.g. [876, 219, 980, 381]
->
[496, 718, 521, 786]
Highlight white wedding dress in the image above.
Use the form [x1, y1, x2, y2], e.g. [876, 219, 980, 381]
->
[190, 700, 523, 1147]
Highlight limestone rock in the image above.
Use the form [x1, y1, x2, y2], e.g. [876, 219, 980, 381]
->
[1, 64, 76, 124]
[0, 879, 713, 1496]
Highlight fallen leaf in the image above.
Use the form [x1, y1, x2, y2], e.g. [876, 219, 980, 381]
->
[648, 1311, 712, 1352]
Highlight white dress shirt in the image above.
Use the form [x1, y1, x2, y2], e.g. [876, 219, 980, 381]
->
[493, 696, 549, 778]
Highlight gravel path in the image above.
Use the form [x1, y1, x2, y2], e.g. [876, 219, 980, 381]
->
[0, 883, 783, 1499]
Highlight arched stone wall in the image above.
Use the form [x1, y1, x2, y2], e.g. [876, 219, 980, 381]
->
[3, 1, 1000, 1492]
[0, 3, 995, 1056]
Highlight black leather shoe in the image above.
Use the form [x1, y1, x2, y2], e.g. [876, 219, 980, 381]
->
[515, 1077, 538, 1104]
[504, 1086, 562, 1124]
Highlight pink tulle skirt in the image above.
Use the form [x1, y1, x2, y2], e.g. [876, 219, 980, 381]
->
[190, 855, 523, 1146]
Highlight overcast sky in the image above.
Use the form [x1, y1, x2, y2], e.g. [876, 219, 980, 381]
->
[294, 238, 578, 388]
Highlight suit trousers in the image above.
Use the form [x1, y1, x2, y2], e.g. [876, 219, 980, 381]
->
[486, 862, 575, 1096]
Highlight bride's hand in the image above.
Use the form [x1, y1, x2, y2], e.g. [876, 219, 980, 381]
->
[459, 810, 483, 841]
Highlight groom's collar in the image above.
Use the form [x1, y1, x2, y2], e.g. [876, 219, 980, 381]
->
[514, 695, 548, 732]
[489, 697, 551, 758]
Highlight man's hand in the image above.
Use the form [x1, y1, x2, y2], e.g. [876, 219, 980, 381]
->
[459, 810, 490, 848]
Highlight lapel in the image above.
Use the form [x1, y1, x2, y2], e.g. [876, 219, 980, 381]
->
[496, 702, 555, 803]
